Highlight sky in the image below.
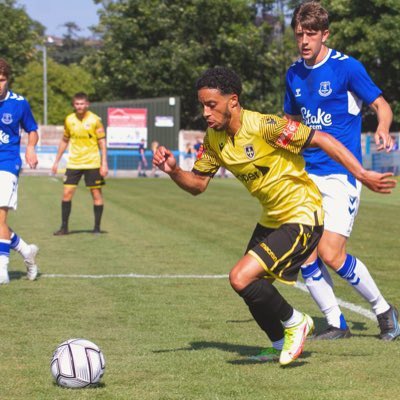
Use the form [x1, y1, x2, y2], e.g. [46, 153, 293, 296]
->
[17, 0, 102, 37]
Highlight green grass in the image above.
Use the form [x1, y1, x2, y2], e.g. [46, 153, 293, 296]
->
[1, 176, 400, 399]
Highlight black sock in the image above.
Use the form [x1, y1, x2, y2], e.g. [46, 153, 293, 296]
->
[61, 201, 71, 229]
[94, 205, 104, 230]
[239, 280, 293, 341]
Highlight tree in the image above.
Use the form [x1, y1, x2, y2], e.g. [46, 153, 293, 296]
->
[0, 0, 44, 77]
[13, 59, 95, 125]
[321, 0, 400, 130]
[88, 0, 294, 129]
[49, 22, 100, 66]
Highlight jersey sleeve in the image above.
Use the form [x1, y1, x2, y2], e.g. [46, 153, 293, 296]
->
[347, 58, 382, 105]
[260, 114, 313, 154]
[192, 132, 220, 177]
[63, 116, 71, 139]
[95, 116, 106, 140]
[20, 100, 38, 133]
[283, 70, 301, 116]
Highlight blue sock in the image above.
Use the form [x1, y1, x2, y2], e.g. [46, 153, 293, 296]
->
[10, 232, 20, 250]
[336, 254, 359, 285]
[0, 240, 11, 256]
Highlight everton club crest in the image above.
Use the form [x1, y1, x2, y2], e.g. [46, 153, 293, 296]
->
[318, 81, 332, 97]
[1, 113, 13, 124]
[244, 144, 255, 159]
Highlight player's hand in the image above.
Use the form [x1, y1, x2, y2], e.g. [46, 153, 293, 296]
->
[360, 170, 397, 193]
[100, 164, 108, 177]
[25, 146, 38, 169]
[374, 130, 393, 152]
[152, 146, 176, 174]
[51, 162, 58, 175]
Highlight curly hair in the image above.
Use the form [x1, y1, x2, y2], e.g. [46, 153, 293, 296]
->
[291, 1, 329, 31]
[0, 58, 11, 79]
[196, 67, 242, 97]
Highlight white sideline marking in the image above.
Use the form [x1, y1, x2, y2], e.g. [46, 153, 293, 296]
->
[42, 273, 376, 321]
[295, 281, 375, 321]
[42, 273, 229, 279]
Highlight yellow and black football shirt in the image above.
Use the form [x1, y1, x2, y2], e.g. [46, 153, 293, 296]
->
[64, 111, 105, 169]
[193, 109, 324, 228]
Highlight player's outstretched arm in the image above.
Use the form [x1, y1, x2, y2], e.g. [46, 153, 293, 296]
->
[153, 146, 211, 195]
[309, 130, 397, 194]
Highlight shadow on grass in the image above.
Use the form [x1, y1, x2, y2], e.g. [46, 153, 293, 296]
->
[311, 316, 370, 335]
[53, 229, 108, 235]
[51, 381, 106, 389]
[153, 316, 375, 363]
[225, 316, 370, 335]
[153, 341, 312, 365]
[9, 270, 25, 281]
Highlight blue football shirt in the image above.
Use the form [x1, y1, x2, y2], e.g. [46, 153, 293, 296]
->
[284, 48, 381, 178]
[0, 90, 38, 176]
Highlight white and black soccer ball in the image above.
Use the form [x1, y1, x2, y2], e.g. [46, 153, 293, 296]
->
[50, 338, 106, 388]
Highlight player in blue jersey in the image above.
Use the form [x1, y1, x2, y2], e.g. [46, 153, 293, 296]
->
[284, 2, 399, 341]
[0, 59, 40, 284]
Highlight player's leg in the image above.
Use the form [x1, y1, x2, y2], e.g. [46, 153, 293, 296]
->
[301, 255, 350, 339]
[54, 169, 81, 235]
[240, 223, 284, 360]
[54, 186, 76, 235]
[138, 159, 143, 177]
[0, 171, 19, 284]
[90, 188, 104, 233]
[302, 174, 355, 338]
[319, 231, 399, 340]
[316, 175, 399, 341]
[231, 223, 321, 365]
[9, 229, 39, 281]
[230, 254, 312, 366]
[0, 208, 11, 284]
[85, 169, 105, 233]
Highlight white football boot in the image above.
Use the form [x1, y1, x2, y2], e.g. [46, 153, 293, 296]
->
[280, 313, 314, 366]
[25, 244, 39, 281]
[0, 264, 10, 284]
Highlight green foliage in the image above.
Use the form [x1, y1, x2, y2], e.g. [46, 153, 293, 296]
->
[323, 0, 400, 130]
[49, 22, 100, 66]
[87, 0, 294, 128]
[3, 0, 398, 132]
[13, 59, 95, 125]
[0, 0, 44, 77]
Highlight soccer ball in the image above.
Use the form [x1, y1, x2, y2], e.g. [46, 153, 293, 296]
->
[50, 338, 106, 388]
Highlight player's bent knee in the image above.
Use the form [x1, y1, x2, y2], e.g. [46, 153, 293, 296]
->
[319, 250, 346, 270]
[228, 270, 241, 292]
[229, 269, 253, 293]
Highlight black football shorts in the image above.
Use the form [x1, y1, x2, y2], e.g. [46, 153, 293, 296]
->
[246, 222, 323, 284]
[64, 168, 105, 188]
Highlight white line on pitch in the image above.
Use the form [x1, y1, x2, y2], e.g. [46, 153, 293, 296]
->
[294, 281, 375, 321]
[42, 273, 229, 279]
[42, 273, 376, 321]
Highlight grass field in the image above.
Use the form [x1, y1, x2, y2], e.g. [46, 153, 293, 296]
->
[1, 175, 399, 400]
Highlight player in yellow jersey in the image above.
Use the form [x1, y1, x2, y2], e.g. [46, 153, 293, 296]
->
[52, 93, 108, 235]
[153, 67, 396, 366]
